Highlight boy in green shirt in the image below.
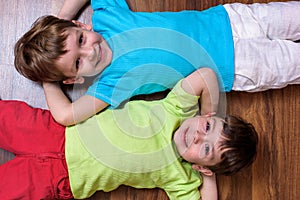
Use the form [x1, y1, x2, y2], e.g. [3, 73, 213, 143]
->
[0, 68, 258, 199]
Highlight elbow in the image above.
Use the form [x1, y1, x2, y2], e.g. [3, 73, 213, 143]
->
[52, 112, 75, 126]
[198, 67, 216, 78]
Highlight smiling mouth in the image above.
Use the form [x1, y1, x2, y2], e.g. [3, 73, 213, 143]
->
[183, 130, 189, 147]
[94, 43, 102, 67]
[98, 43, 102, 61]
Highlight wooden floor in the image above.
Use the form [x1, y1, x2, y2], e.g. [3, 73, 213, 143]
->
[0, 0, 299, 199]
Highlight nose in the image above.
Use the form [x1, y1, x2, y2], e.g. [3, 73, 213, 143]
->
[81, 43, 96, 60]
[193, 130, 204, 144]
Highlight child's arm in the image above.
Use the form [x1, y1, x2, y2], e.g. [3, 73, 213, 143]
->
[181, 67, 219, 115]
[57, 0, 89, 20]
[43, 81, 108, 126]
[200, 174, 218, 200]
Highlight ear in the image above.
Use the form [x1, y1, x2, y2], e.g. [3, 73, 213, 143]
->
[192, 164, 214, 176]
[62, 77, 85, 85]
[72, 20, 92, 31]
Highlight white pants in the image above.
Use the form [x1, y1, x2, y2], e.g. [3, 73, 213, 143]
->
[224, 1, 300, 92]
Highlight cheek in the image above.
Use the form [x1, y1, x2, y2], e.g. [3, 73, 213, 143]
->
[197, 144, 207, 159]
[177, 144, 188, 158]
[182, 146, 202, 163]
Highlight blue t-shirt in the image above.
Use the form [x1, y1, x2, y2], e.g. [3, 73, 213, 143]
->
[87, 0, 234, 108]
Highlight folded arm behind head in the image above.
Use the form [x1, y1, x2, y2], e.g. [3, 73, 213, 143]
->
[57, 0, 90, 20]
[181, 67, 219, 115]
[182, 68, 258, 176]
[181, 69, 258, 199]
[43, 81, 109, 126]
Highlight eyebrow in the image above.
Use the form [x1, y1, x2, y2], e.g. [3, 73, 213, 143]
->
[211, 139, 224, 162]
[211, 117, 222, 157]
[75, 29, 80, 43]
[212, 117, 216, 133]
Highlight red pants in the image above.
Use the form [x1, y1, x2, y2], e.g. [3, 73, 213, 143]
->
[0, 100, 73, 199]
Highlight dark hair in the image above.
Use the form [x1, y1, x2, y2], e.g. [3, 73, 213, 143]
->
[14, 15, 77, 82]
[207, 114, 258, 176]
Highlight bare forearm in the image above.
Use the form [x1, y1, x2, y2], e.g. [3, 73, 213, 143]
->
[198, 69, 219, 115]
[43, 82, 75, 125]
[181, 68, 219, 115]
[57, 0, 89, 19]
[200, 174, 218, 200]
[43, 82, 109, 126]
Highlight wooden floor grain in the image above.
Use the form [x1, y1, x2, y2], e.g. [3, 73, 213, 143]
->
[0, 0, 299, 199]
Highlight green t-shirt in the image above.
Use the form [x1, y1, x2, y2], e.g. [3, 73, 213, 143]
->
[65, 80, 202, 199]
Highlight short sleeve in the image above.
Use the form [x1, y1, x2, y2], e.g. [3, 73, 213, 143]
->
[162, 79, 200, 119]
[163, 162, 202, 200]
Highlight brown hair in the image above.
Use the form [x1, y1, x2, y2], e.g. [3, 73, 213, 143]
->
[14, 15, 77, 82]
[207, 115, 258, 176]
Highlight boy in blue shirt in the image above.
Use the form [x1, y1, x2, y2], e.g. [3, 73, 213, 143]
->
[14, 1, 300, 126]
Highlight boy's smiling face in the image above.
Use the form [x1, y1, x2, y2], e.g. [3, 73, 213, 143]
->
[174, 116, 226, 168]
[56, 22, 112, 84]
